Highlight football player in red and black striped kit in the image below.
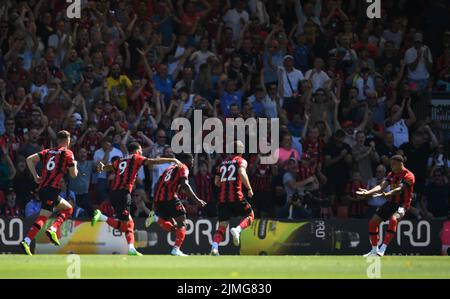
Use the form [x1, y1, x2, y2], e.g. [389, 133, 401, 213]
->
[20, 130, 78, 255]
[211, 141, 254, 256]
[356, 155, 415, 256]
[92, 142, 182, 256]
[147, 153, 206, 256]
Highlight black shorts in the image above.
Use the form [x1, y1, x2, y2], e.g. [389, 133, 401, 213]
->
[218, 199, 253, 222]
[38, 187, 62, 211]
[110, 190, 132, 221]
[375, 201, 401, 221]
[154, 198, 186, 219]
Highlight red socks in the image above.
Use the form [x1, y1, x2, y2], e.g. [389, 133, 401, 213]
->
[155, 218, 184, 248]
[157, 218, 175, 232]
[239, 211, 255, 230]
[50, 207, 73, 230]
[26, 215, 48, 241]
[106, 217, 121, 229]
[369, 219, 379, 246]
[125, 219, 135, 245]
[105, 217, 135, 245]
[383, 217, 398, 246]
[175, 226, 186, 248]
[213, 225, 227, 244]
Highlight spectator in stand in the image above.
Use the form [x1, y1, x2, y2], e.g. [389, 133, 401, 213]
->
[263, 25, 285, 86]
[399, 124, 439, 196]
[0, 187, 22, 218]
[376, 131, 399, 170]
[131, 188, 151, 218]
[12, 155, 35, 208]
[385, 97, 417, 148]
[223, 0, 249, 42]
[436, 46, 450, 91]
[421, 168, 449, 220]
[280, 158, 315, 219]
[0, 144, 16, 190]
[404, 33, 433, 93]
[323, 129, 353, 203]
[275, 133, 300, 169]
[382, 19, 403, 49]
[304, 58, 330, 93]
[93, 136, 123, 202]
[248, 153, 277, 217]
[193, 153, 215, 218]
[352, 131, 380, 184]
[190, 38, 217, 73]
[106, 63, 133, 110]
[68, 148, 97, 218]
[344, 171, 366, 218]
[278, 55, 304, 110]
[365, 164, 388, 217]
[0, 118, 24, 161]
[295, 0, 323, 34]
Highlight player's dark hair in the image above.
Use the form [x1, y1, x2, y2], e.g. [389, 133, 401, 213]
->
[127, 142, 141, 153]
[111, 156, 121, 163]
[390, 154, 404, 163]
[56, 130, 70, 141]
[177, 153, 193, 163]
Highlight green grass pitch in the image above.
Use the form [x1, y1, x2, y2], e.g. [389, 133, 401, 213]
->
[1, 255, 450, 279]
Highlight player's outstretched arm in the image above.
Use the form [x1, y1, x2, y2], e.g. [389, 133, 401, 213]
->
[382, 183, 408, 199]
[26, 153, 41, 184]
[144, 157, 182, 167]
[238, 167, 254, 198]
[68, 160, 78, 178]
[180, 178, 206, 207]
[356, 180, 388, 197]
[97, 161, 115, 173]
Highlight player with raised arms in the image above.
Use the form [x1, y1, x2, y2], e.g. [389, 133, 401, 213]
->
[91, 142, 183, 256]
[20, 130, 78, 255]
[356, 155, 415, 256]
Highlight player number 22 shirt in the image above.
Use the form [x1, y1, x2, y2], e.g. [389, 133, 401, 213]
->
[217, 155, 247, 203]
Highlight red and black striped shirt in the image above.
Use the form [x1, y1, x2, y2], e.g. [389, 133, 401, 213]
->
[154, 164, 189, 202]
[0, 134, 24, 161]
[385, 168, 415, 209]
[346, 181, 367, 217]
[38, 147, 75, 190]
[250, 163, 272, 193]
[195, 172, 213, 203]
[297, 164, 315, 181]
[110, 154, 146, 193]
[302, 137, 325, 163]
[216, 155, 248, 203]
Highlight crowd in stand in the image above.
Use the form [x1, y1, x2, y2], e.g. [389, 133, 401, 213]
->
[0, 0, 449, 221]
